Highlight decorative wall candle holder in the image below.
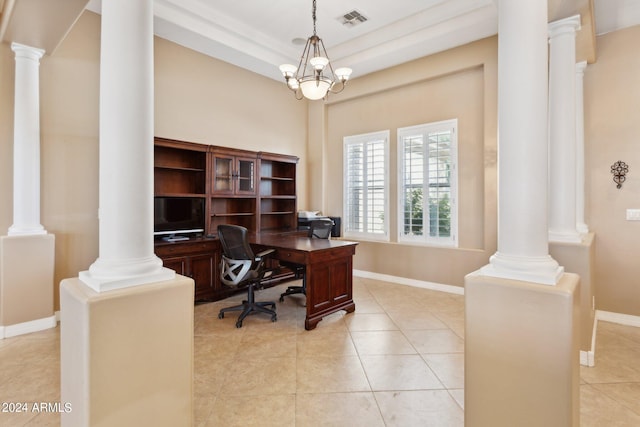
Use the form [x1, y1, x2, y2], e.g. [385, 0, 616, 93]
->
[611, 160, 628, 189]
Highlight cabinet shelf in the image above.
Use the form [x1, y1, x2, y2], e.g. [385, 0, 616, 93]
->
[261, 211, 295, 215]
[212, 212, 255, 217]
[155, 192, 207, 198]
[261, 176, 294, 181]
[260, 195, 295, 199]
[155, 166, 206, 173]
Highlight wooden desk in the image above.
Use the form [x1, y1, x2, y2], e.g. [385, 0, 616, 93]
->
[251, 234, 358, 330]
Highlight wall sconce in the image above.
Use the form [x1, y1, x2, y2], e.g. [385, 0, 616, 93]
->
[611, 160, 628, 189]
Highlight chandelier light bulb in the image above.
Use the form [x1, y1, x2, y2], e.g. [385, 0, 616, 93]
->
[279, 63, 297, 78]
[335, 67, 352, 81]
[310, 56, 329, 71]
[288, 79, 300, 90]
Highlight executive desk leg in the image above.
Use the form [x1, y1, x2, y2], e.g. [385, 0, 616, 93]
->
[304, 301, 356, 330]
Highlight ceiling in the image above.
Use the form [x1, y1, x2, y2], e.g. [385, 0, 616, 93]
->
[2, 0, 640, 82]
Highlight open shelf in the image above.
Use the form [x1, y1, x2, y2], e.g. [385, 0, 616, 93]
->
[154, 141, 207, 195]
[259, 155, 296, 199]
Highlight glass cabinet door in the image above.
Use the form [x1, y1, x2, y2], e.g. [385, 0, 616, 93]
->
[212, 154, 256, 195]
[213, 156, 233, 193]
[236, 158, 255, 194]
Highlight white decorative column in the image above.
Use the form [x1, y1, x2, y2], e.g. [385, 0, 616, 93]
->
[61, 1, 192, 425]
[479, 0, 563, 285]
[9, 43, 46, 236]
[78, 0, 173, 292]
[465, 2, 580, 425]
[575, 61, 589, 234]
[548, 15, 582, 243]
[0, 43, 56, 338]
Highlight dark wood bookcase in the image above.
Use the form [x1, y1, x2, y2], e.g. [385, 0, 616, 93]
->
[153, 137, 299, 301]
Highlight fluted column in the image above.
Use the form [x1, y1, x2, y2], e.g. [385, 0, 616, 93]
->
[79, 0, 173, 292]
[548, 15, 582, 243]
[8, 43, 46, 236]
[575, 61, 589, 234]
[480, 0, 562, 285]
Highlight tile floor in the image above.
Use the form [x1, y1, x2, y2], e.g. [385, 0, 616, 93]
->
[0, 277, 639, 426]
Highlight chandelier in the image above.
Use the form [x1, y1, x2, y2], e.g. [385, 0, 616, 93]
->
[279, 0, 352, 100]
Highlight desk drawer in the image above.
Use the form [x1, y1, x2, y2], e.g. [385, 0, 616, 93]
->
[155, 240, 218, 257]
[274, 249, 306, 264]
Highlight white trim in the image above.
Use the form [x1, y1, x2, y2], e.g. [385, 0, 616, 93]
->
[55, 310, 61, 323]
[1, 315, 56, 339]
[353, 269, 464, 295]
[596, 310, 640, 327]
[580, 311, 640, 368]
[580, 350, 595, 367]
[580, 316, 598, 367]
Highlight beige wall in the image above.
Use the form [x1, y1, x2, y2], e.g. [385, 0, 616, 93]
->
[321, 37, 498, 288]
[0, 43, 15, 242]
[585, 25, 640, 316]
[0, 11, 308, 310]
[1, 10, 638, 317]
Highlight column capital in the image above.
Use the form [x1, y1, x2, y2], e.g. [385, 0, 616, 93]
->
[11, 42, 45, 60]
[575, 60, 587, 74]
[548, 15, 581, 39]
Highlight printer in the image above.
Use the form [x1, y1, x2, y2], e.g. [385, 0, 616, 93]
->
[297, 211, 341, 237]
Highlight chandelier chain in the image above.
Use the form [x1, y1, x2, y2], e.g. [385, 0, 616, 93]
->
[312, 0, 317, 35]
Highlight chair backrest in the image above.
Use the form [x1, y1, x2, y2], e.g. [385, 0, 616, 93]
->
[308, 219, 333, 239]
[217, 225, 255, 260]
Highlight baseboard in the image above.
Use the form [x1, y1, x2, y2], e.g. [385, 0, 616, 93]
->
[353, 269, 465, 295]
[580, 350, 595, 367]
[596, 310, 640, 327]
[1, 315, 57, 339]
[580, 316, 598, 367]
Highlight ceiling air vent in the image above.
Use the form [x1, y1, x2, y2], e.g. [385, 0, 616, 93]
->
[339, 10, 368, 27]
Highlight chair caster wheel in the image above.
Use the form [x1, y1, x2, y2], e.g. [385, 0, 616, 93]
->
[271, 315, 277, 322]
[235, 321, 242, 328]
[218, 313, 224, 319]
[279, 296, 284, 302]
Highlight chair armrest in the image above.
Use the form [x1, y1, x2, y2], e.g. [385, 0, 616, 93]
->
[255, 248, 275, 260]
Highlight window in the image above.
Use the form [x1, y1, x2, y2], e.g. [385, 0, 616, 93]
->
[343, 131, 389, 240]
[398, 119, 457, 246]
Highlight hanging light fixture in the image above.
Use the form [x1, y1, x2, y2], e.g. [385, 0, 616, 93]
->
[279, 0, 352, 100]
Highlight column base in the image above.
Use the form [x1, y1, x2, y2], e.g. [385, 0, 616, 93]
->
[60, 276, 194, 427]
[0, 234, 55, 337]
[79, 256, 175, 293]
[7, 225, 47, 236]
[464, 272, 580, 427]
[480, 251, 564, 285]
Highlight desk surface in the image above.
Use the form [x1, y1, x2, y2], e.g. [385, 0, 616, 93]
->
[250, 234, 358, 252]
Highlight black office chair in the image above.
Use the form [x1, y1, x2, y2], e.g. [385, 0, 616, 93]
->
[279, 218, 333, 302]
[217, 224, 277, 328]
